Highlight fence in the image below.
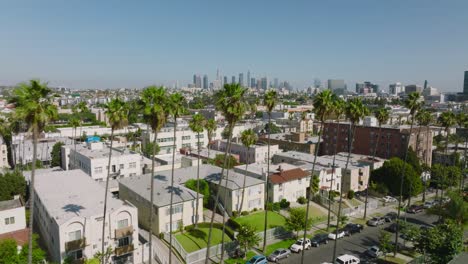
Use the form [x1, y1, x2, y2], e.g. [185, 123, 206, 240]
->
[255, 226, 294, 245]
[315, 195, 378, 217]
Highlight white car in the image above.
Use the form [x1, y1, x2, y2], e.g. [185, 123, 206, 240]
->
[335, 254, 360, 264]
[365, 246, 383, 258]
[328, 229, 346, 240]
[382, 196, 397, 203]
[289, 238, 311, 253]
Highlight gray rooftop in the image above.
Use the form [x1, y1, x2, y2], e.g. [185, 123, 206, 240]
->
[119, 175, 201, 207]
[152, 164, 265, 191]
[273, 151, 372, 170]
[73, 143, 139, 159]
[34, 169, 127, 225]
[0, 198, 23, 211]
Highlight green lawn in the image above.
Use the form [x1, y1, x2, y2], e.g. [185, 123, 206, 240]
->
[175, 227, 231, 253]
[234, 211, 286, 231]
[265, 239, 295, 255]
[306, 205, 328, 218]
[377, 256, 408, 264]
[225, 251, 256, 264]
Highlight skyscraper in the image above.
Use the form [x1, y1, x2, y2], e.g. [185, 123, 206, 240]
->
[389, 83, 403, 95]
[327, 79, 345, 91]
[247, 71, 251, 88]
[203, 75, 208, 89]
[232, 76, 236, 84]
[274, 78, 279, 89]
[239, 73, 244, 86]
[223, 76, 228, 86]
[261, 77, 268, 90]
[251, 78, 256, 88]
[464, 71, 468, 94]
[193, 74, 202, 88]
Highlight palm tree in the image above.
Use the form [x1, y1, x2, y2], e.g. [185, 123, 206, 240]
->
[205, 118, 216, 158]
[205, 84, 247, 264]
[363, 108, 389, 219]
[141, 86, 167, 264]
[438, 112, 456, 198]
[189, 113, 206, 228]
[75, 101, 89, 141]
[262, 89, 279, 252]
[68, 116, 80, 169]
[238, 129, 258, 215]
[249, 102, 257, 120]
[100, 98, 128, 264]
[301, 90, 335, 263]
[332, 98, 369, 262]
[9, 80, 58, 264]
[415, 110, 433, 202]
[326, 96, 343, 231]
[167, 92, 186, 264]
[393, 92, 421, 256]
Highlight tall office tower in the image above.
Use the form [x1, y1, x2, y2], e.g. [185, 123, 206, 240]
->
[223, 76, 228, 86]
[405, 84, 422, 94]
[194, 75, 202, 88]
[389, 83, 403, 95]
[239, 73, 244, 86]
[232, 76, 236, 84]
[261, 77, 268, 90]
[247, 71, 251, 88]
[327, 79, 346, 91]
[423, 80, 428, 90]
[193, 74, 197, 86]
[274, 78, 279, 88]
[203, 75, 209, 89]
[464, 71, 468, 94]
[216, 68, 220, 81]
[256, 79, 262, 90]
[251, 78, 256, 88]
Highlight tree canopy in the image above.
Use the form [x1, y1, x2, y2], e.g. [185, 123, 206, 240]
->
[0, 170, 26, 201]
[50, 142, 64, 167]
[185, 179, 211, 207]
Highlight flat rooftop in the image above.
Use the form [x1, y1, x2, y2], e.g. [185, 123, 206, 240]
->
[273, 151, 372, 170]
[73, 142, 138, 159]
[35, 169, 127, 225]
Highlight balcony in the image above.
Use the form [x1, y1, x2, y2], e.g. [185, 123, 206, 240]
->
[65, 238, 86, 252]
[115, 244, 134, 256]
[115, 225, 133, 239]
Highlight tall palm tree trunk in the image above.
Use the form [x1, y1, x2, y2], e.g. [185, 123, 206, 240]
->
[27, 126, 38, 264]
[327, 122, 341, 231]
[205, 124, 233, 264]
[461, 137, 467, 193]
[423, 125, 431, 202]
[148, 132, 158, 264]
[219, 144, 234, 263]
[393, 117, 415, 256]
[238, 146, 250, 215]
[195, 132, 201, 228]
[73, 126, 77, 169]
[263, 114, 272, 252]
[101, 129, 115, 264]
[332, 123, 356, 262]
[301, 118, 325, 263]
[169, 121, 178, 264]
[364, 124, 383, 219]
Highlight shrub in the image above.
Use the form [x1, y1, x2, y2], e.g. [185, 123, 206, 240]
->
[252, 208, 258, 212]
[241, 211, 249, 216]
[232, 211, 239, 218]
[347, 190, 355, 200]
[227, 218, 241, 230]
[297, 196, 307, 204]
[279, 199, 290, 209]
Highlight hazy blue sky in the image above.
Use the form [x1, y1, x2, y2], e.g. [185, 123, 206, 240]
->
[1, 0, 467, 91]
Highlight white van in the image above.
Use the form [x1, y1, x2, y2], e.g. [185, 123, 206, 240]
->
[335, 254, 360, 264]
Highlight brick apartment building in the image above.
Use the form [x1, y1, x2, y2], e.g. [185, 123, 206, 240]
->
[320, 122, 432, 165]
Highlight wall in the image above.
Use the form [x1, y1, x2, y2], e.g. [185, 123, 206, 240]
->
[0, 205, 26, 234]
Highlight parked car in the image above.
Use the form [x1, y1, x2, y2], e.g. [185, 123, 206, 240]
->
[335, 254, 360, 264]
[328, 229, 346, 240]
[382, 196, 397, 203]
[289, 238, 311, 253]
[311, 234, 329, 247]
[343, 223, 363, 236]
[365, 246, 383, 258]
[407, 204, 424, 213]
[367, 217, 385, 226]
[246, 255, 268, 264]
[267, 248, 291, 262]
[385, 222, 402, 233]
[423, 201, 435, 209]
[384, 212, 397, 222]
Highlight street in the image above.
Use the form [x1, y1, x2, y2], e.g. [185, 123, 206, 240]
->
[283, 211, 438, 264]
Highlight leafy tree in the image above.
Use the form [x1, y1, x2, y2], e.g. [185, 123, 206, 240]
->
[50, 142, 64, 167]
[339, 215, 349, 227]
[0, 170, 26, 201]
[407, 147, 422, 175]
[238, 129, 258, 214]
[371, 158, 423, 199]
[310, 174, 320, 198]
[210, 154, 239, 169]
[94, 246, 113, 264]
[401, 224, 420, 244]
[142, 141, 160, 158]
[264, 122, 281, 134]
[285, 207, 312, 238]
[0, 235, 46, 264]
[279, 199, 290, 209]
[379, 230, 392, 258]
[185, 179, 211, 207]
[431, 191, 468, 225]
[236, 224, 261, 259]
[415, 221, 463, 264]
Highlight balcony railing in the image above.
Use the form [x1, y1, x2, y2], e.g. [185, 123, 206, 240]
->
[65, 238, 86, 252]
[115, 225, 133, 239]
[115, 244, 134, 256]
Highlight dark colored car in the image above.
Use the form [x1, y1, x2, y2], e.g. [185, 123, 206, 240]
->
[407, 204, 424, 213]
[310, 234, 329, 247]
[384, 212, 397, 222]
[343, 223, 363, 236]
[384, 223, 402, 233]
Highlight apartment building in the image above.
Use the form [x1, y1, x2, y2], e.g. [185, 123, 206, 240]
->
[119, 176, 203, 235]
[258, 132, 318, 154]
[153, 165, 265, 215]
[12, 137, 74, 167]
[268, 165, 310, 202]
[0, 136, 8, 168]
[211, 139, 280, 164]
[61, 142, 141, 181]
[320, 122, 432, 165]
[0, 197, 26, 235]
[34, 169, 141, 264]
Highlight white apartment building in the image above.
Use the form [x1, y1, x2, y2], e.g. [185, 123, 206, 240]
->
[61, 142, 141, 181]
[211, 140, 280, 164]
[12, 137, 74, 166]
[0, 136, 8, 168]
[119, 176, 203, 235]
[57, 125, 137, 138]
[268, 165, 310, 203]
[0, 197, 26, 235]
[34, 169, 142, 264]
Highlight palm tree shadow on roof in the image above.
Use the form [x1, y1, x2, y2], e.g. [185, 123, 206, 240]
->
[62, 204, 85, 215]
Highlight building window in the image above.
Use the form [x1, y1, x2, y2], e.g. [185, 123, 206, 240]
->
[298, 178, 302, 184]
[117, 219, 129, 229]
[118, 236, 130, 247]
[120, 164, 124, 169]
[165, 221, 180, 232]
[68, 249, 83, 260]
[129, 162, 136, 168]
[4, 217, 15, 225]
[182, 136, 191, 140]
[166, 204, 183, 215]
[68, 230, 82, 242]
[196, 134, 204, 139]
[279, 183, 283, 191]
[94, 167, 102, 174]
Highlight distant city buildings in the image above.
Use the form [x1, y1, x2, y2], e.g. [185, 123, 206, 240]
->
[389, 82, 404, 96]
[405, 84, 423, 94]
[328, 79, 346, 91]
[203, 74, 208, 89]
[464, 71, 468, 94]
[239, 73, 244, 86]
[356, 81, 379, 94]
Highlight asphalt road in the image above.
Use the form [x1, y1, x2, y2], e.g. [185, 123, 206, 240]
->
[280, 212, 438, 264]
